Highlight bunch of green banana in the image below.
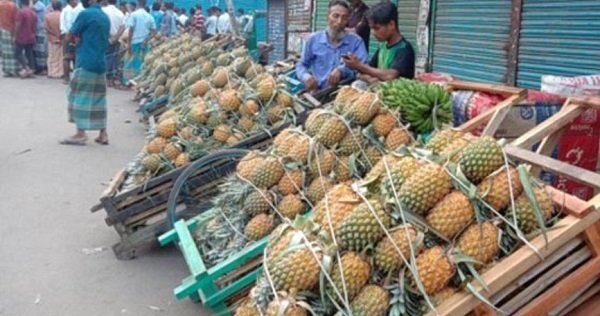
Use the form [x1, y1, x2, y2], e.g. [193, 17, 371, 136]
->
[379, 79, 452, 134]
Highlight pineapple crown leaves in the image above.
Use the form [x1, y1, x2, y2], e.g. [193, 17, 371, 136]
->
[456, 267, 506, 315]
[386, 271, 427, 316]
[517, 165, 549, 245]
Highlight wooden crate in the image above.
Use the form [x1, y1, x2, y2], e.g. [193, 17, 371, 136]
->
[157, 81, 531, 315]
[91, 123, 291, 260]
[431, 96, 600, 316]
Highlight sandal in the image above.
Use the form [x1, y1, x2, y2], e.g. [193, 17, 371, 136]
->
[94, 137, 109, 145]
[59, 136, 88, 146]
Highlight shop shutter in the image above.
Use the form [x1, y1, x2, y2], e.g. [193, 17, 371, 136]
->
[516, 0, 600, 89]
[432, 0, 511, 83]
[398, 0, 420, 51]
[267, 0, 286, 62]
[313, 0, 330, 32]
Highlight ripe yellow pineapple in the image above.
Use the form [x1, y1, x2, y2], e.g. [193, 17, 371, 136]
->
[330, 252, 371, 301]
[305, 176, 334, 204]
[381, 156, 423, 193]
[237, 117, 255, 132]
[226, 132, 245, 146]
[304, 109, 327, 137]
[265, 299, 307, 316]
[273, 129, 295, 156]
[250, 156, 285, 189]
[333, 85, 360, 114]
[158, 108, 177, 122]
[309, 149, 336, 176]
[338, 199, 391, 251]
[385, 127, 412, 150]
[236, 151, 264, 179]
[257, 76, 276, 102]
[178, 126, 195, 140]
[313, 184, 360, 233]
[276, 91, 294, 108]
[478, 166, 523, 212]
[277, 194, 305, 220]
[459, 136, 504, 184]
[287, 134, 310, 164]
[374, 225, 422, 274]
[315, 115, 348, 148]
[333, 156, 352, 182]
[188, 100, 208, 125]
[337, 128, 364, 156]
[234, 300, 259, 316]
[265, 224, 298, 259]
[364, 154, 402, 182]
[511, 187, 554, 234]
[362, 145, 383, 167]
[212, 124, 231, 143]
[174, 152, 190, 168]
[425, 129, 463, 154]
[211, 67, 229, 88]
[426, 191, 474, 239]
[347, 92, 381, 125]
[415, 246, 455, 295]
[456, 221, 500, 265]
[399, 163, 452, 215]
[346, 285, 390, 316]
[277, 169, 304, 195]
[240, 99, 260, 117]
[439, 135, 472, 161]
[244, 214, 275, 241]
[243, 189, 273, 216]
[146, 137, 168, 154]
[190, 79, 210, 97]
[163, 142, 182, 161]
[157, 118, 177, 138]
[245, 63, 264, 80]
[141, 154, 162, 172]
[267, 245, 322, 292]
[372, 110, 397, 137]
[219, 89, 242, 112]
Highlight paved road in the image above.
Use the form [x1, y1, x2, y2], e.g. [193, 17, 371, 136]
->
[0, 76, 208, 316]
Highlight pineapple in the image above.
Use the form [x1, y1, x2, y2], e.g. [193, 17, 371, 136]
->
[309, 149, 336, 176]
[244, 214, 275, 241]
[381, 156, 423, 194]
[346, 285, 390, 316]
[374, 225, 422, 274]
[265, 299, 307, 316]
[245, 63, 264, 80]
[207, 111, 227, 129]
[250, 156, 285, 189]
[276, 91, 294, 108]
[511, 187, 554, 234]
[287, 134, 310, 164]
[174, 152, 190, 168]
[163, 142, 182, 161]
[211, 67, 229, 88]
[305, 176, 334, 204]
[243, 189, 273, 216]
[190, 79, 210, 97]
[146, 137, 168, 154]
[333, 156, 353, 182]
[219, 89, 242, 112]
[157, 118, 177, 138]
[478, 166, 523, 212]
[347, 93, 381, 125]
[364, 154, 402, 182]
[313, 184, 360, 232]
[304, 109, 327, 137]
[337, 128, 364, 156]
[257, 76, 276, 102]
[399, 163, 452, 215]
[459, 136, 504, 184]
[385, 128, 412, 150]
[330, 252, 371, 301]
[433, 287, 456, 304]
[338, 199, 391, 251]
[333, 86, 360, 114]
[158, 108, 177, 122]
[226, 133, 245, 146]
[237, 151, 264, 179]
[439, 136, 472, 161]
[273, 129, 295, 157]
[178, 126, 195, 140]
[237, 117, 255, 132]
[372, 110, 397, 137]
[277, 194, 305, 220]
[265, 224, 297, 258]
[153, 85, 166, 98]
[277, 169, 304, 195]
[315, 115, 348, 148]
[141, 154, 162, 172]
[415, 246, 455, 295]
[212, 124, 231, 143]
[235, 300, 260, 316]
[216, 52, 233, 66]
[362, 145, 383, 167]
[240, 99, 260, 117]
[268, 246, 322, 292]
[267, 104, 286, 124]
[426, 191, 474, 239]
[425, 129, 462, 154]
[188, 101, 208, 125]
[456, 221, 500, 265]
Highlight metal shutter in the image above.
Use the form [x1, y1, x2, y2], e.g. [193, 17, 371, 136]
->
[432, 0, 511, 83]
[516, 0, 600, 89]
[398, 0, 420, 51]
[313, 0, 329, 32]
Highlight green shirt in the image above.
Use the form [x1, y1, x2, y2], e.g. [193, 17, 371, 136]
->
[369, 37, 415, 79]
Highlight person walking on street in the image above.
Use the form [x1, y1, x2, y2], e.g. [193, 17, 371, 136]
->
[61, 0, 110, 146]
[122, 0, 155, 86]
[102, 0, 125, 88]
[32, 0, 48, 74]
[60, 0, 83, 83]
[15, 0, 38, 78]
[159, 2, 177, 38]
[44, 0, 63, 78]
[0, 0, 19, 77]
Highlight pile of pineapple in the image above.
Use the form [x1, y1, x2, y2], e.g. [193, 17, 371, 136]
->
[188, 87, 415, 269]
[232, 126, 559, 314]
[120, 39, 301, 190]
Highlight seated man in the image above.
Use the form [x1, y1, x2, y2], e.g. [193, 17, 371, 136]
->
[296, 0, 368, 92]
[343, 1, 415, 82]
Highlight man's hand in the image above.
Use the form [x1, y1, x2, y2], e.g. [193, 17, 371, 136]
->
[343, 53, 361, 70]
[328, 69, 342, 86]
[303, 75, 318, 92]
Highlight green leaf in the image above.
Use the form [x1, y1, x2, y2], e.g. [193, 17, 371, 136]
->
[517, 165, 548, 245]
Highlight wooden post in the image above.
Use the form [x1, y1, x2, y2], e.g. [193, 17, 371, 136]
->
[506, 0, 523, 86]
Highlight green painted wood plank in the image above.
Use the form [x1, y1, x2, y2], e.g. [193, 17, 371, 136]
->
[205, 267, 264, 307]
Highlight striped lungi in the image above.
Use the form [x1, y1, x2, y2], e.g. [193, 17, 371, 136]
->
[0, 28, 19, 76]
[122, 42, 148, 85]
[34, 32, 48, 70]
[68, 68, 107, 130]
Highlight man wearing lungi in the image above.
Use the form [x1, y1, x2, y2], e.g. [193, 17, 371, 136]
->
[122, 0, 155, 87]
[60, 0, 110, 146]
[0, 0, 19, 77]
[32, 0, 48, 75]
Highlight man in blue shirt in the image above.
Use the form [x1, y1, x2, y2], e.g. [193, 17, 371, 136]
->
[122, 0, 155, 85]
[61, 0, 111, 145]
[296, 0, 367, 92]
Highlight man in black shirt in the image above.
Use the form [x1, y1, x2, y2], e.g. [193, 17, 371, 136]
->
[346, 0, 369, 52]
[343, 1, 415, 82]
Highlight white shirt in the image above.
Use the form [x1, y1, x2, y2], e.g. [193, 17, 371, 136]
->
[206, 15, 217, 35]
[217, 13, 230, 33]
[102, 4, 125, 37]
[59, 3, 83, 35]
[178, 14, 188, 26]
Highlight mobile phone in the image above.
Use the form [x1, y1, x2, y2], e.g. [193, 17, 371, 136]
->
[341, 53, 351, 59]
